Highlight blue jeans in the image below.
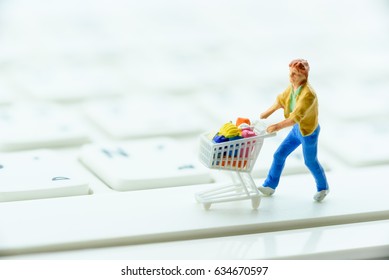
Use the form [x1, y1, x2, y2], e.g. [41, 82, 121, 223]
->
[263, 124, 328, 192]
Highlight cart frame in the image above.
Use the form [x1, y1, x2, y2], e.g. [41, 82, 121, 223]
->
[197, 127, 274, 209]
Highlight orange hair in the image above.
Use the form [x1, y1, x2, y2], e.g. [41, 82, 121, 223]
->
[289, 59, 310, 78]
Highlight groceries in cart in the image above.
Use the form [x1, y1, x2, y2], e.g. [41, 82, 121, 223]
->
[211, 117, 256, 144]
[203, 117, 264, 170]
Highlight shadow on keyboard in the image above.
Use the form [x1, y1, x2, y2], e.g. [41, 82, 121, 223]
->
[0, 0, 388, 260]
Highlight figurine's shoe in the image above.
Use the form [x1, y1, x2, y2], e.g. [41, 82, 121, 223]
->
[258, 186, 275, 196]
[314, 189, 329, 202]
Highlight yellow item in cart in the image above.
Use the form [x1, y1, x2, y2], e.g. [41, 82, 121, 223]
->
[225, 126, 241, 138]
[219, 122, 232, 134]
[219, 122, 242, 138]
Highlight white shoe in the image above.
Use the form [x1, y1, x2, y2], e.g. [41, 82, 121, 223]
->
[314, 189, 329, 202]
[258, 186, 275, 196]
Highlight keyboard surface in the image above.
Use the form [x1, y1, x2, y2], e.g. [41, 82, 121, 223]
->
[0, 0, 388, 260]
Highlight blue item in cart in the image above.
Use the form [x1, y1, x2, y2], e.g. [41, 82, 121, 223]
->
[212, 134, 229, 143]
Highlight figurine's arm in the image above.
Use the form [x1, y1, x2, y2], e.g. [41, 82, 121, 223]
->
[261, 87, 290, 119]
[260, 102, 282, 119]
[266, 118, 295, 133]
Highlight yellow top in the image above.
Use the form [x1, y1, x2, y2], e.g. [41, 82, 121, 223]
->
[275, 83, 319, 136]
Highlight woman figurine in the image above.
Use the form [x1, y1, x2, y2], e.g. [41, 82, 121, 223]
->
[259, 59, 329, 202]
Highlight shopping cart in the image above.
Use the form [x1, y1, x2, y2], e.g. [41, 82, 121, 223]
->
[196, 122, 275, 209]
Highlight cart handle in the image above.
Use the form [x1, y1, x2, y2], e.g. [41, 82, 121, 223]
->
[251, 120, 277, 138]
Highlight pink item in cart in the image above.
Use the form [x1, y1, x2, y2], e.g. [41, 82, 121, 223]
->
[241, 129, 256, 138]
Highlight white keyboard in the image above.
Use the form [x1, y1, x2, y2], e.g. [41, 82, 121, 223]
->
[0, 0, 388, 260]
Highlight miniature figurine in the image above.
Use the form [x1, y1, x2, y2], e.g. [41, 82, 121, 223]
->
[258, 59, 329, 202]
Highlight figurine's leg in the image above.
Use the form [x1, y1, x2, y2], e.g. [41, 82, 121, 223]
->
[301, 125, 329, 193]
[262, 125, 301, 190]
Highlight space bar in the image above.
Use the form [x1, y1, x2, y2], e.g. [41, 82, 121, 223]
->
[0, 166, 389, 256]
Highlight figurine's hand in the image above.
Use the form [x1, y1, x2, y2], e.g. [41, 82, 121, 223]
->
[259, 112, 267, 119]
[266, 124, 279, 133]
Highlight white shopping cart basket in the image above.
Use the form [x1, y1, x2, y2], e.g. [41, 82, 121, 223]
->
[196, 123, 275, 209]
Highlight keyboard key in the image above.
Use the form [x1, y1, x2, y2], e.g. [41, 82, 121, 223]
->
[321, 118, 389, 166]
[13, 63, 125, 102]
[5, 220, 388, 259]
[320, 84, 389, 121]
[79, 138, 213, 191]
[0, 165, 388, 256]
[0, 150, 90, 202]
[83, 95, 214, 139]
[0, 104, 90, 151]
[127, 62, 201, 94]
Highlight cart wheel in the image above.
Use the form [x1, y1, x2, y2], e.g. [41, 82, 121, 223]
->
[203, 203, 211, 210]
[251, 196, 260, 209]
